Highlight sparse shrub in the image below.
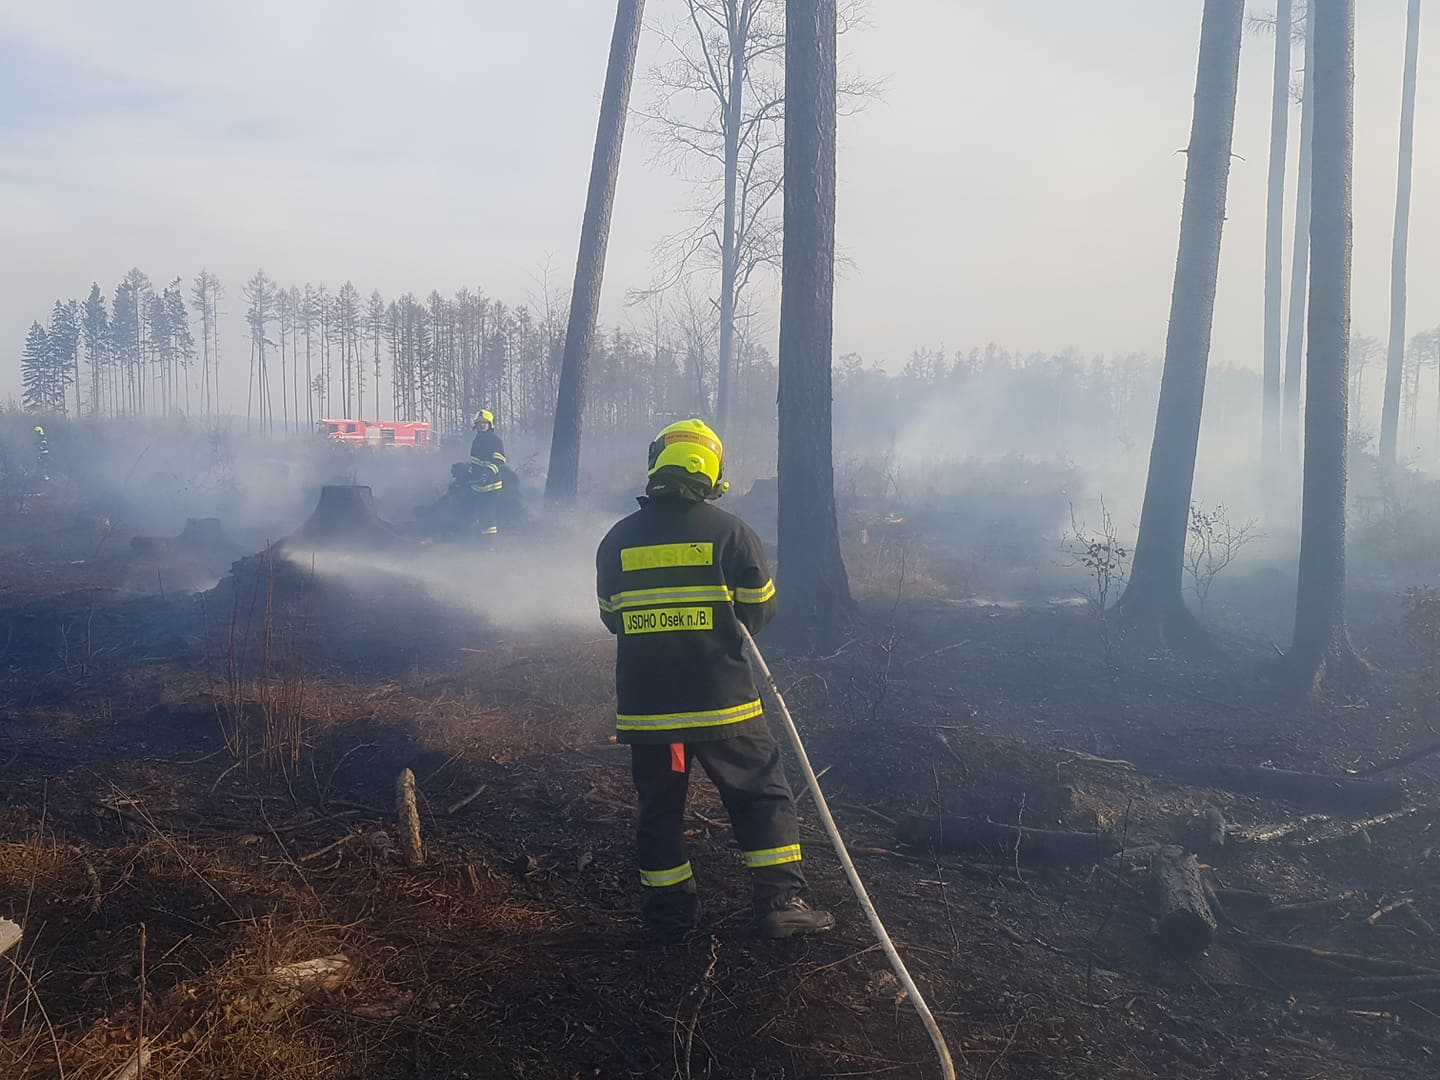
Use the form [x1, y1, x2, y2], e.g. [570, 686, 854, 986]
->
[1184, 502, 1260, 613]
[1062, 498, 1129, 614]
[1061, 498, 1129, 678]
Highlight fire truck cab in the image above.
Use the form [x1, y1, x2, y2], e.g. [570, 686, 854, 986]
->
[320, 419, 433, 449]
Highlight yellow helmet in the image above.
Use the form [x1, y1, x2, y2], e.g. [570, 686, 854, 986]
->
[473, 409, 494, 427]
[647, 418, 728, 497]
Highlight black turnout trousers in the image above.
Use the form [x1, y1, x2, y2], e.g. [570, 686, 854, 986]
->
[631, 726, 806, 927]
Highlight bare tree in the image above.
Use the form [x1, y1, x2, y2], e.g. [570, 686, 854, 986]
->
[776, 0, 855, 647]
[1283, 7, 1316, 470]
[546, 0, 647, 503]
[640, 1, 784, 435]
[1378, 0, 1424, 466]
[1287, 0, 1362, 694]
[1118, 0, 1246, 647]
[1261, 0, 1293, 484]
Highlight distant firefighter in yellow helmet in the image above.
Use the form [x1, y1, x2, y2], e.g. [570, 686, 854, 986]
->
[465, 408, 506, 537]
[594, 418, 835, 942]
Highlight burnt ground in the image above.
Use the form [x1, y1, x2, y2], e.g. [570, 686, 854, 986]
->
[1, 500, 1438, 1079]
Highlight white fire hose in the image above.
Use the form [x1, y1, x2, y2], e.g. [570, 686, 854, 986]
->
[737, 622, 958, 1080]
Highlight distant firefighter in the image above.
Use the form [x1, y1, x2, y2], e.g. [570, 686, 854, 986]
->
[466, 409, 507, 538]
[32, 425, 49, 480]
[596, 419, 835, 943]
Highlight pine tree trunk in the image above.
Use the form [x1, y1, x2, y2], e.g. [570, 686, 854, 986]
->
[545, 0, 646, 504]
[1117, 0, 1245, 647]
[776, 0, 855, 649]
[1378, 0, 1423, 466]
[1282, 13, 1316, 470]
[1287, 0, 1363, 695]
[1262, 0, 1293, 487]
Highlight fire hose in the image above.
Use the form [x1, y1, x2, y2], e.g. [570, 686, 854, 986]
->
[737, 621, 958, 1080]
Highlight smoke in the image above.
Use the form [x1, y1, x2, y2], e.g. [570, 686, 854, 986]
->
[280, 514, 620, 638]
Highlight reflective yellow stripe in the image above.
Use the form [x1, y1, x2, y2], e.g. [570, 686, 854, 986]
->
[469, 457, 498, 471]
[480, 526, 498, 535]
[598, 595, 616, 614]
[639, 861, 693, 888]
[617, 699, 763, 732]
[606, 585, 733, 610]
[734, 580, 776, 604]
[620, 543, 714, 572]
[743, 844, 802, 868]
[492, 452, 507, 463]
[471, 482, 503, 493]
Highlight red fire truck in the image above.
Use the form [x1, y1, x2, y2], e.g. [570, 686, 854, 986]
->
[320, 419, 434, 449]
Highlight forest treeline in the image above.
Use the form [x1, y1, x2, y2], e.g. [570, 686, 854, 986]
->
[14, 268, 1439, 462]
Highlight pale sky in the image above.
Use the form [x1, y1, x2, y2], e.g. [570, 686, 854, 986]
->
[1, 1, 1436, 407]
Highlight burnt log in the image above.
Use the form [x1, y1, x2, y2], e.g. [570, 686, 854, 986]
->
[1175, 765, 1404, 812]
[896, 814, 1119, 866]
[1148, 845, 1216, 956]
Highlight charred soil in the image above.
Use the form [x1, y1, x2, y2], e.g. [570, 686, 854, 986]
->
[0, 504, 1437, 1079]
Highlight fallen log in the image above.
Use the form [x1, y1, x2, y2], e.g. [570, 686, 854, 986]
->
[1174, 765, 1405, 813]
[1148, 846, 1215, 956]
[896, 814, 1119, 866]
[1333, 974, 1440, 995]
[1230, 814, 1332, 845]
[1235, 938, 1440, 976]
[1211, 889, 1274, 912]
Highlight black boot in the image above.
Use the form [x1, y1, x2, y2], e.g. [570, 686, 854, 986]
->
[755, 896, 835, 939]
[643, 884, 700, 944]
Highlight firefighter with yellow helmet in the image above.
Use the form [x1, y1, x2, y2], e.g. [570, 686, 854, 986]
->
[466, 408, 505, 537]
[595, 419, 834, 942]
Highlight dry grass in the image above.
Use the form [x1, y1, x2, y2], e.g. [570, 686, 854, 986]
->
[843, 531, 948, 603]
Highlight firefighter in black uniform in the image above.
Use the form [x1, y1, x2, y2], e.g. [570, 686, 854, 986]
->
[596, 418, 835, 941]
[467, 409, 505, 538]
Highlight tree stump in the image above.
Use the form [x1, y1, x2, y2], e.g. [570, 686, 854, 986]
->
[176, 516, 238, 557]
[287, 484, 402, 552]
[395, 768, 426, 867]
[1149, 845, 1216, 956]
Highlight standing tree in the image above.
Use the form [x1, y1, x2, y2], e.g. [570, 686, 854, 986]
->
[776, 0, 855, 646]
[1283, 9, 1316, 469]
[190, 271, 223, 417]
[1287, 0, 1362, 693]
[82, 284, 111, 416]
[163, 279, 194, 415]
[545, 0, 647, 503]
[1261, 0, 1293, 483]
[47, 300, 81, 417]
[20, 323, 59, 414]
[243, 270, 278, 432]
[368, 290, 387, 419]
[1377, 0, 1424, 466]
[1118, 0, 1245, 646]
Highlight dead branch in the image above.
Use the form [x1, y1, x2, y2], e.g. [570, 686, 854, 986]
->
[395, 768, 425, 868]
